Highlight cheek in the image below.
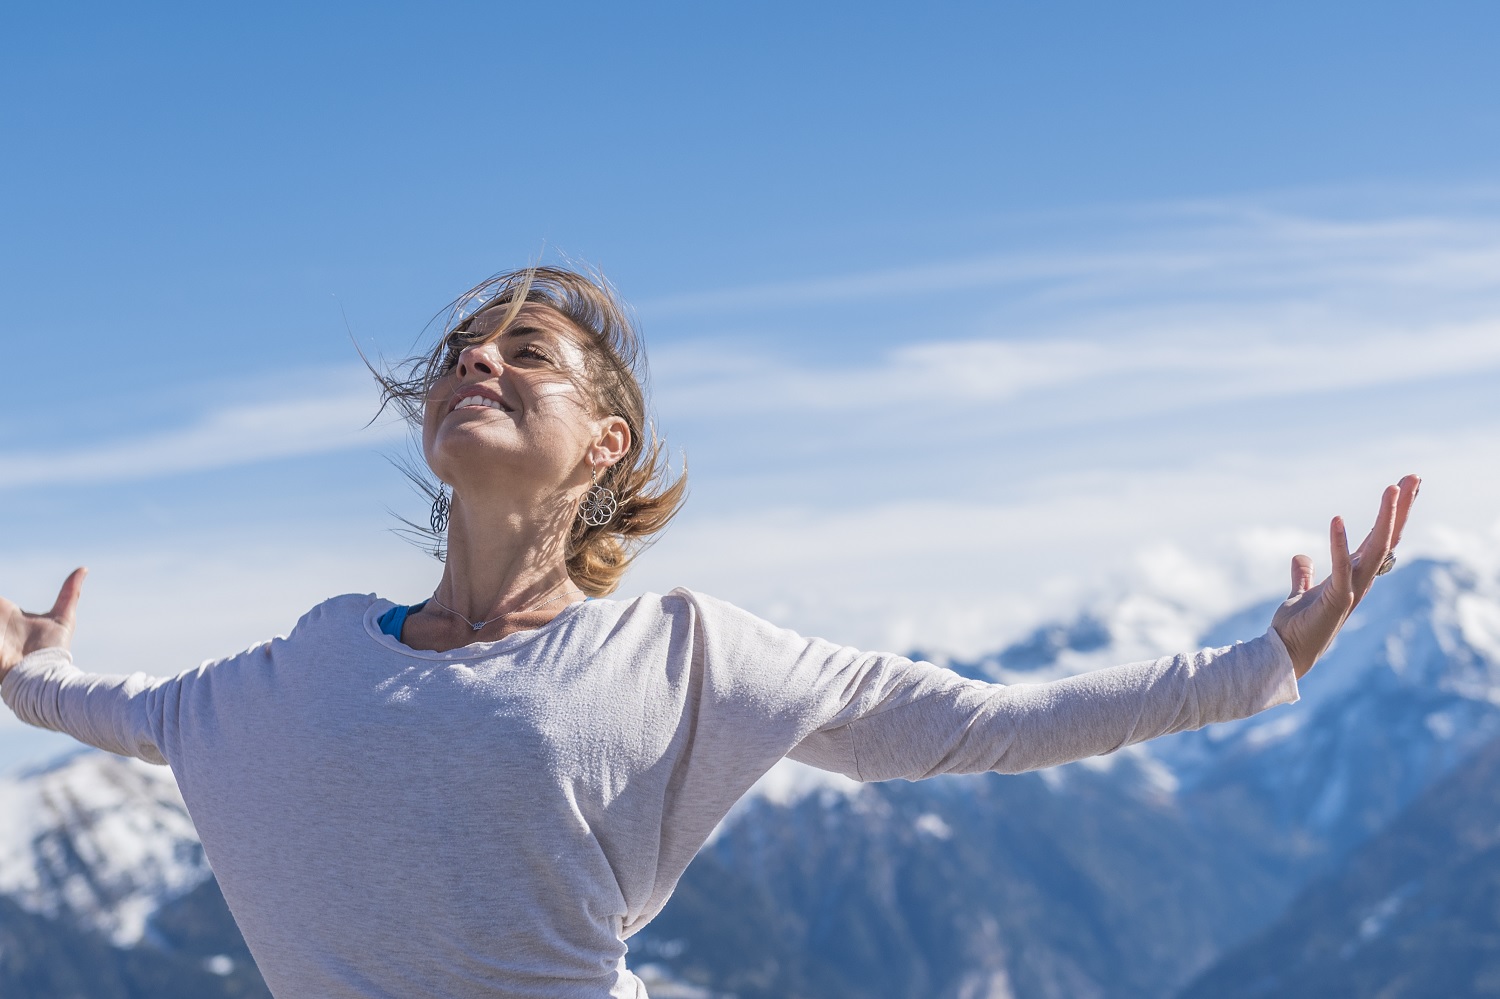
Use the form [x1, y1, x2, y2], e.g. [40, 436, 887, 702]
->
[525, 377, 595, 426]
[421, 389, 455, 457]
[421, 398, 444, 441]
[530, 381, 586, 407]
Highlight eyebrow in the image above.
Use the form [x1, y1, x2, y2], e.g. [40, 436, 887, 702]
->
[452, 321, 544, 343]
[477, 319, 568, 341]
[496, 324, 548, 339]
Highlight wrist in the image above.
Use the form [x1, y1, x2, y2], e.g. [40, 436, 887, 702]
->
[1271, 623, 1316, 679]
[21, 627, 71, 662]
[2, 644, 70, 684]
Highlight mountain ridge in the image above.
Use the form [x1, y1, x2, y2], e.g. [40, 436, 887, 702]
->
[4, 555, 1499, 997]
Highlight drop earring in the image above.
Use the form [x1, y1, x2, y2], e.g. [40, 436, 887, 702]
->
[578, 467, 618, 527]
[430, 489, 451, 534]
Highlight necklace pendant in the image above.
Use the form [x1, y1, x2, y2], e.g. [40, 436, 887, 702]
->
[471, 621, 486, 632]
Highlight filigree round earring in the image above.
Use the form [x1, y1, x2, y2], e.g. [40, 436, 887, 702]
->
[578, 467, 618, 528]
[430, 489, 451, 534]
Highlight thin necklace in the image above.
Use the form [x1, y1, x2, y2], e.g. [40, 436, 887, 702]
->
[428, 580, 581, 633]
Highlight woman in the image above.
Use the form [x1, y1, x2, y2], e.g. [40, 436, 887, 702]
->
[1, 266, 1419, 999]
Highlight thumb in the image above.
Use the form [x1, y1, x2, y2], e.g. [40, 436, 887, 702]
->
[1289, 554, 1315, 597]
[48, 567, 88, 629]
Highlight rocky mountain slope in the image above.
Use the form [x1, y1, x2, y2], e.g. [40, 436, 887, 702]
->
[1178, 731, 1500, 998]
[0, 754, 266, 997]
[631, 557, 1500, 997]
[2, 556, 1497, 998]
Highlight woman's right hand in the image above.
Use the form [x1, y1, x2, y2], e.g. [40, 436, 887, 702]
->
[1, 567, 87, 683]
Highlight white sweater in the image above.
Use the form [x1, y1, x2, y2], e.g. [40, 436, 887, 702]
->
[1, 589, 1298, 998]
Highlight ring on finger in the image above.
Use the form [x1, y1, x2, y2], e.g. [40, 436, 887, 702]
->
[1376, 551, 1397, 576]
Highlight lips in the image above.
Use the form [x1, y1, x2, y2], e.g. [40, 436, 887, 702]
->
[447, 385, 512, 414]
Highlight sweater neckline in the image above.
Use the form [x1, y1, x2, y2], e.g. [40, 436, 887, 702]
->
[361, 595, 597, 661]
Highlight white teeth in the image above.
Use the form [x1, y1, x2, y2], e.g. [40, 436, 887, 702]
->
[455, 395, 504, 411]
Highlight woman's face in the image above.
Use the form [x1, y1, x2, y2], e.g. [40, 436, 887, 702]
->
[422, 303, 617, 500]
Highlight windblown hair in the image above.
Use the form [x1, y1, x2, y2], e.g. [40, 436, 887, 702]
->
[370, 265, 687, 596]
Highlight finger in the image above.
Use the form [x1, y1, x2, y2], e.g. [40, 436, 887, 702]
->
[1289, 554, 1315, 597]
[47, 567, 88, 629]
[1389, 474, 1421, 549]
[1330, 516, 1354, 599]
[1353, 486, 1399, 590]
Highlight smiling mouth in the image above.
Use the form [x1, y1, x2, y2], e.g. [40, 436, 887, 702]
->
[450, 394, 511, 414]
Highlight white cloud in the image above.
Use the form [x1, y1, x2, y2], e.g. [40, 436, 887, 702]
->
[655, 318, 1500, 421]
[7, 198, 1500, 491]
[639, 200, 1500, 319]
[6, 192, 1500, 771]
[630, 420, 1491, 657]
[0, 528, 441, 774]
[0, 368, 405, 491]
[642, 201, 1500, 454]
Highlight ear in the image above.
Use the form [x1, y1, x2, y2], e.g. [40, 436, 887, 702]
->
[590, 416, 631, 470]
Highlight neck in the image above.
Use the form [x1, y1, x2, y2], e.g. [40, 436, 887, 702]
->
[435, 490, 580, 624]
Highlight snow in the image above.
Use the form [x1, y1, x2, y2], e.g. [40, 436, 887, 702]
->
[1341, 882, 1418, 959]
[740, 757, 862, 809]
[4, 552, 1500, 959]
[1239, 710, 1307, 750]
[634, 962, 720, 998]
[1425, 711, 1458, 740]
[707, 758, 863, 842]
[914, 812, 954, 840]
[0, 751, 210, 946]
[204, 955, 235, 976]
[1457, 593, 1500, 663]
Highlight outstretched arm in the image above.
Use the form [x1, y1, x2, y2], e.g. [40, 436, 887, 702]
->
[792, 474, 1422, 781]
[2, 568, 172, 764]
[1, 566, 87, 681]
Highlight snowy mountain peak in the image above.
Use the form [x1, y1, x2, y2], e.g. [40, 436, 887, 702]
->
[1150, 556, 1500, 850]
[1297, 557, 1500, 705]
[0, 750, 210, 946]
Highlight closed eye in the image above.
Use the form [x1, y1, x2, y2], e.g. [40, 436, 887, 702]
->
[439, 329, 480, 372]
[434, 326, 554, 372]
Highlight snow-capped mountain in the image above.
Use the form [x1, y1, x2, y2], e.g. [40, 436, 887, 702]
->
[651, 555, 1500, 997]
[4, 555, 1500, 998]
[1179, 725, 1500, 999]
[0, 750, 210, 946]
[1162, 557, 1500, 856]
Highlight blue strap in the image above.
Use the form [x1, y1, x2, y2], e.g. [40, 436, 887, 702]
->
[380, 597, 590, 641]
[377, 602, 426, 641]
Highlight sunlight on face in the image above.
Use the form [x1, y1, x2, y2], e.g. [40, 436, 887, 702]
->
[421, 304, 601, 491]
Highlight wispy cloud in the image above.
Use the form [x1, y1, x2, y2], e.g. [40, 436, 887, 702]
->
[6, 196, 1500, 505]
[6, 194, 1500, 774]
[655, 318, 1500, 423]
[638, 201, 1500, 319]
[640, 198, 1500, 454]
[0, 370, 404, 491]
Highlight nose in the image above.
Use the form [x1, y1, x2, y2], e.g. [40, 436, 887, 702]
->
[455, 341, 500, 379]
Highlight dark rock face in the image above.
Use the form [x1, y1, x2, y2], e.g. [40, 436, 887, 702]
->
[632, 558, 1500, 998]
[1178, 734, 1500, 999]
[638, 763, 1301, 999]
[0, 882, 269, 999]
[0, 894, 131, 999]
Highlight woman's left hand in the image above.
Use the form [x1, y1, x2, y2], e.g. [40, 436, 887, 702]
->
[1271, 475, 1420, 678]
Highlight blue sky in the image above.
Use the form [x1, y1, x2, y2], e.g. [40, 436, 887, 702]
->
[5, 2, 1500, 768]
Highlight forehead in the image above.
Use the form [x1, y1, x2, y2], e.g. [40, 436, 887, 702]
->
[465, 301, 582, 341]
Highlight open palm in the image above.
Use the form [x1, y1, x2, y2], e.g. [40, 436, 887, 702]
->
[1272, 475, 1420, 678]
[0, 567, 87, 682]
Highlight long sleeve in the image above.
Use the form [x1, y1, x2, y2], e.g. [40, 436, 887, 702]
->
[1, 648, 171, 765]
[789, 628, 1299, 781]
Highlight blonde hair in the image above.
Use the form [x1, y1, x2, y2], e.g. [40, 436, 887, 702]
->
[371, 265, 687, 596]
